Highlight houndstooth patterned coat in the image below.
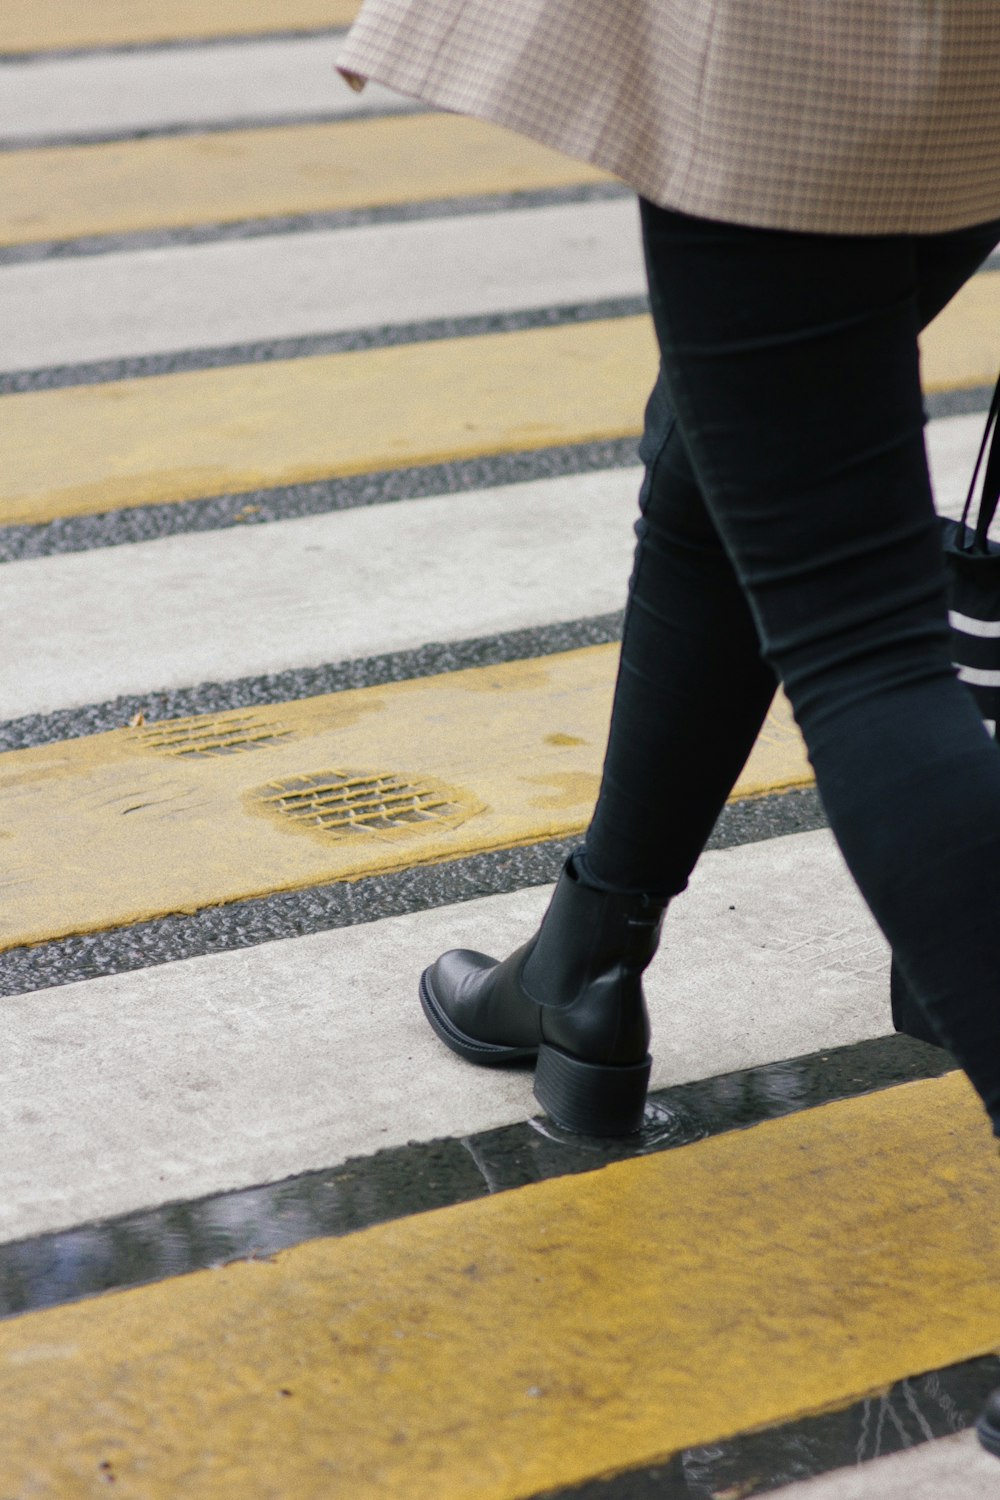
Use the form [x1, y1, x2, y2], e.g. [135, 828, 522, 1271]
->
[337, 0, 1000, 235]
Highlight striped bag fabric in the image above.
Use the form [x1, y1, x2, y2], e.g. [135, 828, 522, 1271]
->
[944, 376, 1000, 738]
[891, 375, 1000, 1045]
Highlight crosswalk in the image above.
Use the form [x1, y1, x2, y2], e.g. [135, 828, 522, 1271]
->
[3, 7, 1000, 1497]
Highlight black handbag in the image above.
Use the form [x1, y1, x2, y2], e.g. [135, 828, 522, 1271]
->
[891, 376, 1000, 1045]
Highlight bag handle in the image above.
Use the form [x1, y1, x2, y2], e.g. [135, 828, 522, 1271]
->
[959, 370, 1000, 550]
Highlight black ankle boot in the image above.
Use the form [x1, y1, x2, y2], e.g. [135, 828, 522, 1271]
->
[418, 854, 666, 1135]
[977, 1389, 1000, 1457]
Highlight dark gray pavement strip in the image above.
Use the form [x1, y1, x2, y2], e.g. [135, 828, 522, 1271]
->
[926, 385, 996, 420]
[1, 296, 650, 394]
[0, 181, 633, 266]
[0, 1031, 952, 1319]
[533, 1355, 1000, 1499]
[0, 28, 351, 64]
[0, 437, 641, 564]
[0, 787, 826, 998]
[0, 613, 626, 751]
[0, 102, 424, 153]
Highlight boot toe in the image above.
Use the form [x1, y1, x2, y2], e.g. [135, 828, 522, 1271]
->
[419, 949, 539, 1066]
[977, 1388, 1000, 1457]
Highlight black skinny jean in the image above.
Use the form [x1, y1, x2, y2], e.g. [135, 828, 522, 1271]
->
[583, 200, 1000, 1129]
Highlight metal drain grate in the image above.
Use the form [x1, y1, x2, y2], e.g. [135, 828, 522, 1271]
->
[131, 713, 293, 758]
[251, 769, 480, 836]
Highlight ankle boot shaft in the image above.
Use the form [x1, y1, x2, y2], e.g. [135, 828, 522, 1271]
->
[520, 859, 665, 1066]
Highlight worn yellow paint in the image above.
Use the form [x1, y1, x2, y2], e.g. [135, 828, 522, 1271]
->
[3, 274, 996, 529]
[0, 0, 360, 54]
[0, 114, 609, 248]
[920, 270, 1000, 393]
[0, 648, 810, 951]
[1, 1072, 998, 1498]
[0, 318, 658, 526]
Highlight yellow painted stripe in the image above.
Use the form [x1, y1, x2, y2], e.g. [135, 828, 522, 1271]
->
[2, 1073, 998, 1497]
[0, 319, 658, 527]
[921, 269, 1000, 393]
[0, 0, 360, 54]
[0, 648, 810, 951]
[0, 115, 609, 248]
[3, 280, 992, 530]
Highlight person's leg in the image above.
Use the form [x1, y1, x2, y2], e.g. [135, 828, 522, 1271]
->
[637, 201, 1000, 1126]
[418, 355, 772, 1132]
[581, 367, 777, 897]
[582, 212, 1000, 902]
[912, 223, 1000, 328]
[415, 203, 1000, 1136]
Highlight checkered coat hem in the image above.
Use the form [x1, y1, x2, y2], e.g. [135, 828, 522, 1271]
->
[337, 0, 1000, 235]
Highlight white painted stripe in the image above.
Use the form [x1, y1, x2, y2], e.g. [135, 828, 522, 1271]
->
[0, 468, 641, 719]
[0, 827, 891, 1242]
[0, 198, 644, 372]
[950, 610, 1000, 638]
[775, 1432, 996, 1499]
[0, 36, 414, 144]
[957, 664, 1000, 688]
[1, 412, 979, 723]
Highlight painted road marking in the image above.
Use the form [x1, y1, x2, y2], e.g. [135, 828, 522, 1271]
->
[0, 199, 643, 372]
[0, 0, 360, 55]
[1, 469, 641, 718]
[0, 647, 812, 951]
[0, 39, 415, 146]
[1, 296, 992, 528]
[776, 1432, 999, 1499]
[0, 318, 659, 526]
[920, 270, 1000, 395]
[0, 114, 609, 248]
[0, 1073, 996, 1498]
[0, 828, 888, 1243]
[2, 411, 984, 720]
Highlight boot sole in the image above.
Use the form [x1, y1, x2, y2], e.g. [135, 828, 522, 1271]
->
[977, 1412, 1000, 1458]
[419, 967, 651, 1135]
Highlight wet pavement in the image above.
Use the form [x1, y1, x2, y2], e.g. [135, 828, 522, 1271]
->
[0, 1033, 951, 1321]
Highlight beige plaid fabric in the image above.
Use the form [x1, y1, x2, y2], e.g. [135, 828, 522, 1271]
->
[337, 0, 1000, 235]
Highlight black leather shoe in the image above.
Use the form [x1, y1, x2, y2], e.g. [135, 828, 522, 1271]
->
[977, 1388, 1000, 1457]
[418, 854, 666, 1135]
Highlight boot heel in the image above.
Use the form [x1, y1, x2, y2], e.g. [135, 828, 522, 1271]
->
[534, 1044, 651, 1136]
